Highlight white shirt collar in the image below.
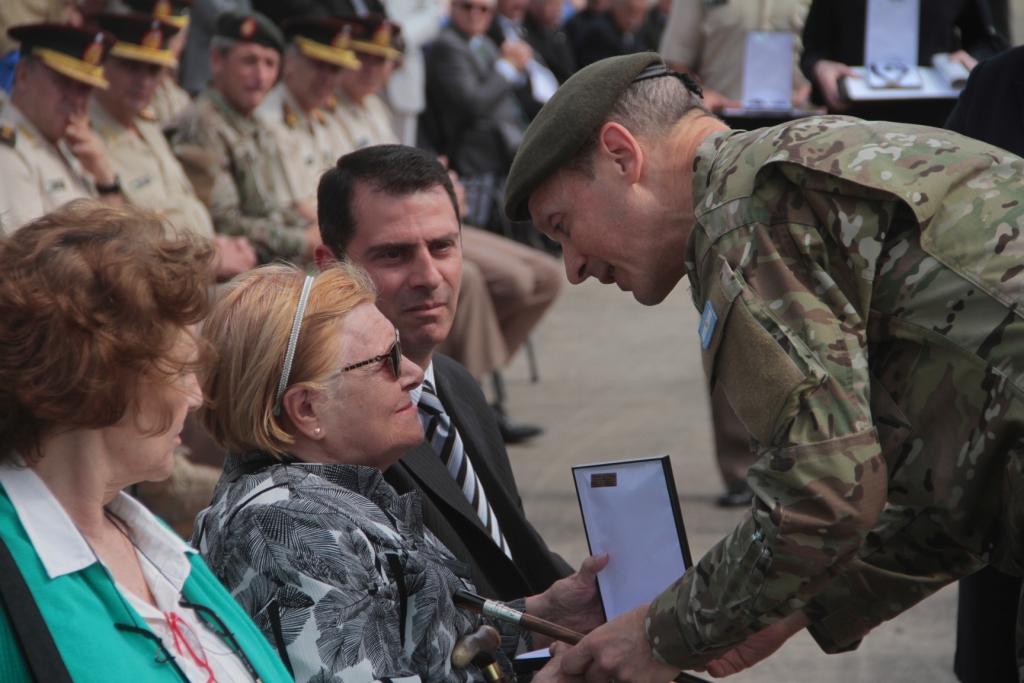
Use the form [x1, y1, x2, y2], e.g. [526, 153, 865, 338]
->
[408, 360, 436, 406]
[0, 460, 194, 584]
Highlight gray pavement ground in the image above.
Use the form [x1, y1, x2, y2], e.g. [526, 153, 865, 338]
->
[499, 277, 959, 683]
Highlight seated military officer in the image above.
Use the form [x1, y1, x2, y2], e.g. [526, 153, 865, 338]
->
[173, 11, 321, 264]
[118, 0, 195, 131]
[0, 24, 122, 232]
[331, 15, 402, 151]
[255, 16, 357, 212]
[91, 11, 256, 280]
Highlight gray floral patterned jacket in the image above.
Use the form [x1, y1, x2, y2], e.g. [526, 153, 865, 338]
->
[193, 454, 522, 683]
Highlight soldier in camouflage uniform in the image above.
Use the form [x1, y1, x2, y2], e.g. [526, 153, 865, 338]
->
[172, 11, 320, 264]
[503, 52, 1024, 680]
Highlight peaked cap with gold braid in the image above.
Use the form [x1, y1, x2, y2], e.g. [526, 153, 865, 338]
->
[7, 23, 114, 89]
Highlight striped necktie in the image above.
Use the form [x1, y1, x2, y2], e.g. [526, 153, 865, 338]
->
[418, 379, 512, 559]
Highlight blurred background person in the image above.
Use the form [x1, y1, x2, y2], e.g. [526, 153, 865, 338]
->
[522, 0, 575, 84]
[659, 0, 811, 112]
[487, 0, 560, 120]
[944, 46, 1024, 683]
[574, 0, 652, 67]
[256, 16, 357, 214]
[178, 0, 251, 95]
[562, 0, 609, 65]
[194, 262, 605, 682]
[114, 0, 195, 132]
[0, 200, 291, 682]
[383, 0, 443, 145]
[173, 11, 321, 263]
[91, 10, 256, 283]
[332, 15, 404, 149]
[799, 0, 1007, 121]
[0, 23, 123, 232]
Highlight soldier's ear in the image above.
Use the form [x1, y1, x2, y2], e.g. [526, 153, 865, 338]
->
[597, 122, 643, 186]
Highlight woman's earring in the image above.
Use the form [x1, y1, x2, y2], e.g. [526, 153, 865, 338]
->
[314, 427, 322, 436]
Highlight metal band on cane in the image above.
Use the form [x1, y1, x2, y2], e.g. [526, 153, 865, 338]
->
[273, 275, 315, 416]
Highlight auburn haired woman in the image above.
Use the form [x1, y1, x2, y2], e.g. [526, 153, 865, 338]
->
[0, 200, 292, 682]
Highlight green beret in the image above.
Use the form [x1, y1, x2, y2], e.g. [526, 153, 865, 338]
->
[215, 11, 284, 52]
[504, 52, 664, 223]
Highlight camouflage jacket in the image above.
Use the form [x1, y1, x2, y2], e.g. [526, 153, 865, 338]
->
[172, 90, 309, 263]
[646, 115, 1024, 668]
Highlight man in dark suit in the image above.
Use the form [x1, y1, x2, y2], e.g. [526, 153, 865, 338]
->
[574, 0, 653, 67]
[423, 0, 530, 231]
[523, 0, 576, 84]
[944, 45, 1024, 683]
[314, 144, 574, 601]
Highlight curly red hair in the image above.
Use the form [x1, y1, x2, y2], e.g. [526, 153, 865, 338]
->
[0, 200, 216, 461]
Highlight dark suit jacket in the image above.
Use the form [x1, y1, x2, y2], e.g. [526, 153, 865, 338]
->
[423, 26, 526, 176]
[523, 14, 576, 84]
[945, 46, 1024, 157]
[384, 354, 572, 601]
[575, 11, 654, 68]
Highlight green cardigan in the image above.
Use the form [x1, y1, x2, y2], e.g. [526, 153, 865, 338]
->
[0, 489, 293, 682]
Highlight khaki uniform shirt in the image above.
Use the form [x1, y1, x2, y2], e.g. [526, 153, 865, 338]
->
[255, 83, 348, 207]
[172, 90, 309, 263]
[646, 115, 1024, 668]
[90, 100, 214, 239]
[149, 76, 193, 133]
[330, 92, 399, 152]
[0, 102, 95, 233]
[659, 0, 810, 101]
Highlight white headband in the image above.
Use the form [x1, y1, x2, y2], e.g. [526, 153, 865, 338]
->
[273, 275, 315, 416]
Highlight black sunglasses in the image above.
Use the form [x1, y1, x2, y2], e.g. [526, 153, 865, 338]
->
[338, 328, 402, 378]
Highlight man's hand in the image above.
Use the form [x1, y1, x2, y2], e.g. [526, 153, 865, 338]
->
[501, 39, 533, 71]
[704, 611, 810, 678]
[812, 59, 857, 112]
[548, 604, 681, 683]
[524, 555, 608, 647]
[64, 114, 117, 186]
[701, 88, 741, 112]
[948, 49, 978, 72]
[212, 235, 257, 279]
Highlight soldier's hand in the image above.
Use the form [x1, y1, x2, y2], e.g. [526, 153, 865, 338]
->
[524, 554, 609, 648]
[213, 235, 257, 280]
[64, 114, 117, 187]
[557, 604, 680, 683]
[812, 59, 857, 112]
[704, 611, 809, 678]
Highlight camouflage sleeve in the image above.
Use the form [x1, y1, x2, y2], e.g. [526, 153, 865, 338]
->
[204, 171, 309, 263]
[646, 171, 895, 668]
[803, 504, 985, 653]
[172, 113, 308, 263]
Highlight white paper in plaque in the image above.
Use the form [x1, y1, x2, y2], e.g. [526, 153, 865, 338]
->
[573, 458, 687, 621]
[865, 0, 921, 88]
[741, 31, 793, 110]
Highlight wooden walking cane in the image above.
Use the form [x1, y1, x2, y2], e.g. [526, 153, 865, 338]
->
[453, 589, 712, 683]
